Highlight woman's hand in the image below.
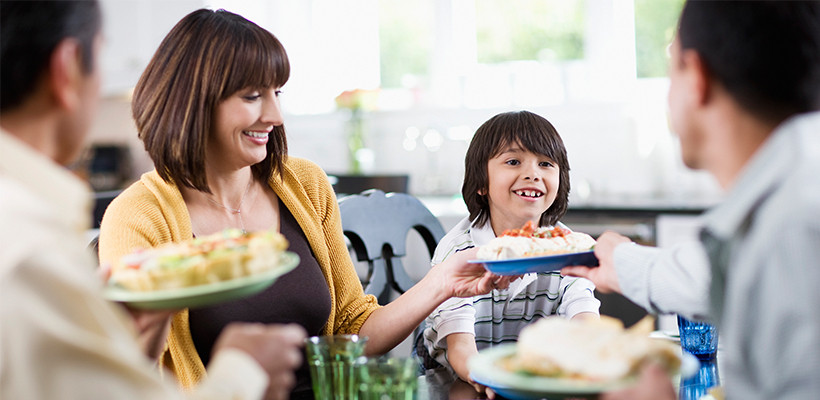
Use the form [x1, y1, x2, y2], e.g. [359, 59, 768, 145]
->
[436, 247, 518, 298]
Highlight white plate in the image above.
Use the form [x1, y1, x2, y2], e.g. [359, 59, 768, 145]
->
[468, 343, 699, 400]
[103, 251, 299, 309]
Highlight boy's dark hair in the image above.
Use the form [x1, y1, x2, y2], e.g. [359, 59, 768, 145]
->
[133, 9, 290, 193]
[1, 0, 102, 112]
[463, 111, 570, 228]
[678, 1, 820, 124]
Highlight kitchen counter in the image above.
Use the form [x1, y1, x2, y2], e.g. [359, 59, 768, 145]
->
[419, 193, 720, 219]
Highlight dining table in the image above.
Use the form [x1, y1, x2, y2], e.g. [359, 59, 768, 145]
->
[415, 333, 724, 400]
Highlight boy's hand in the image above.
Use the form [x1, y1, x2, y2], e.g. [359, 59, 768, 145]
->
[446, 333, 491, 395]
[561, 231, 629, 293]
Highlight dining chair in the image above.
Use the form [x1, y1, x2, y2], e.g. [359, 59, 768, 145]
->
[338, 189, 445, 306]
[86, 230, 100, 266]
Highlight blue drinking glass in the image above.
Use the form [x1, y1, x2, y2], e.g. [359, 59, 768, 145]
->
[677, 315, 719, 360]
[679, 358, 720, 400]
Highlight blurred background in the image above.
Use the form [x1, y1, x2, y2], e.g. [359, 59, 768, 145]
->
[82, 0, 719, 331]
[85, 0, 718, 201]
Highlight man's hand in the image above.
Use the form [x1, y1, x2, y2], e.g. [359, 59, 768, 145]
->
[99, 263, 177, 360]
[214, 323, 306, 400]
[126, 308, 177, 360]
[437, 247, 518, 298]
[599, 363, 676, 400]
[561, 231, 630, 294]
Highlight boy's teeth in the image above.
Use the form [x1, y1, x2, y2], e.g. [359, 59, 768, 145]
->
[515, 190, 542, 198]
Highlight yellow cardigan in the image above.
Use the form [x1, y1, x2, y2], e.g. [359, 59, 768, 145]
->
[98, 157, 380, 388]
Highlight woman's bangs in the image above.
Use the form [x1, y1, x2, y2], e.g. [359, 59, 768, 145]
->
[223, 29, 290, 95]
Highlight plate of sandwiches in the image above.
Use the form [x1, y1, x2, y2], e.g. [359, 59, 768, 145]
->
[103, 229, 299, 309]
[468, 316, 699, 400]
[469, 221, 599, 275]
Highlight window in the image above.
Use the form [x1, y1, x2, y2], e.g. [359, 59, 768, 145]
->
[377, 0, 589, 109]
[634, 0, 685, 78]
[378, 1, 433, 89]
[475, 0, 585, 63]
[209, 0, 676, 113]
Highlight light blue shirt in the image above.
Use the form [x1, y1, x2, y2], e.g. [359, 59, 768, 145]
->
[615, 112, 820, 399]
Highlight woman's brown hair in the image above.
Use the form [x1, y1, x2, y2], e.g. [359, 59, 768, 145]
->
[132, 9, 290, 192]
[462, 110, 570, 228]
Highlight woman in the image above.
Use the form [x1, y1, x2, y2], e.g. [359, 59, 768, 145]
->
[98, 9, 508, 398]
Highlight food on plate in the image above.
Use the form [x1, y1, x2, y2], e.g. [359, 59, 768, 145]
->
[476, 221, 596, 260]
[500, 316, 681, 382]
[109, 229, 288, 291]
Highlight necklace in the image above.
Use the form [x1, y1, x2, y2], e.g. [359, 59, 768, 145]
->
[205, 179, 253, 233]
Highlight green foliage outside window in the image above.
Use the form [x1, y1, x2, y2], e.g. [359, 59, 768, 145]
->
[475, 0, 585, 63]
[634, 0, 685, 78]
[378, 1, 433, 88]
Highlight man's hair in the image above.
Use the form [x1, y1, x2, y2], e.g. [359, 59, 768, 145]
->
[678, 1, 820, 124]
[132, 9, 290, 192]
[0, 0, 101, 111]
[462, 110, 570, 228]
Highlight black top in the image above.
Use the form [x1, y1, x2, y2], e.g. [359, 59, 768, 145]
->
[189, 199, 332, 396]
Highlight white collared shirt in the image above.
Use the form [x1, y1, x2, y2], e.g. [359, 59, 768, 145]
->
[0, 130, 267, 399]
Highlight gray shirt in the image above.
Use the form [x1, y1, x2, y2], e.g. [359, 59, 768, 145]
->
[615, 112, 820, 399]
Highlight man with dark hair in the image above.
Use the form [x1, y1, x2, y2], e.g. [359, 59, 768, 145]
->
[0, 2, 305, 399]
[564, 1, 820, 399]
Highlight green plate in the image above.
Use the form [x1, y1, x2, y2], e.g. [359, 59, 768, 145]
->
[103, 251, 300, 310]
[468, 344, 698, 400]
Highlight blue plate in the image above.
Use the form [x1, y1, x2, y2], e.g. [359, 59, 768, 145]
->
[469, 344, 699, 400]
[469, 251, 599, 275]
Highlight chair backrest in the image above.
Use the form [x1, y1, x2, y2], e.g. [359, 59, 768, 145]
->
[329, 174, 409, 196]
[92, 190, 121, 229]
[338, 189, 445, 305]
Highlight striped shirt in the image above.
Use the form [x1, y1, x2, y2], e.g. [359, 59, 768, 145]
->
[420, 216, 600, 370]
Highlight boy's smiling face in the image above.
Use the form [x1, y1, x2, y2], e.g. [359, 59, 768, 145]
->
[484, 143, 560, 235]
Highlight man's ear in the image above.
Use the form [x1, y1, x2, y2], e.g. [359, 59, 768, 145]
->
[680, 48, 711, 106]
[47, 38, 84, 111]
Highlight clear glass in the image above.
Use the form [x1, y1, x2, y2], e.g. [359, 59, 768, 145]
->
[677, 315, 719, 360]
[305, 335, 369, 400]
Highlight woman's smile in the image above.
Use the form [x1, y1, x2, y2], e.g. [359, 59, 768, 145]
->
[242, 130, 270, 145]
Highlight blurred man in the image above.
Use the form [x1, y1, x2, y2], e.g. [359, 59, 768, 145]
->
[563, 1, 820, 399]
[0, 2, 305, 399]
